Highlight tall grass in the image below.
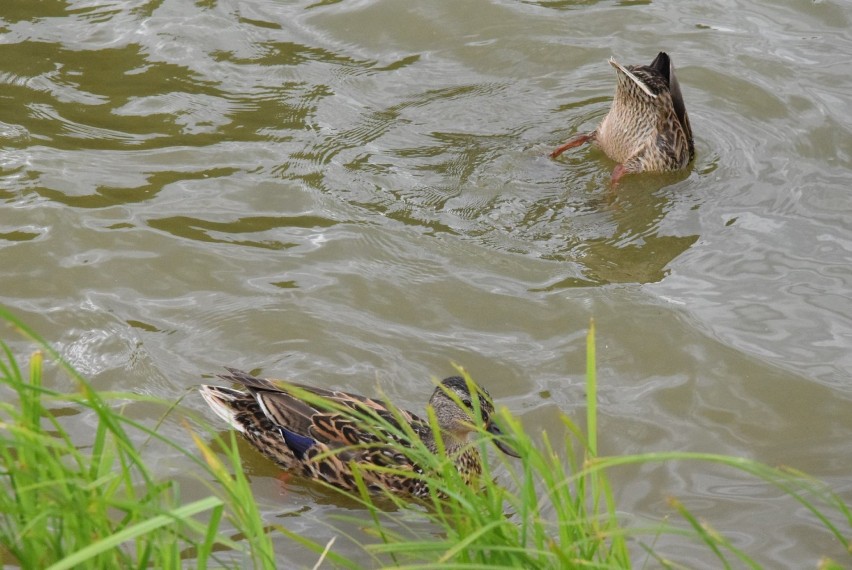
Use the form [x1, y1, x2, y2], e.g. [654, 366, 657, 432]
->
[340, 319, 634, 568]
[262, 319, 850, 568]
[0, 308, 279, 569]
[1, 307, 850, 568]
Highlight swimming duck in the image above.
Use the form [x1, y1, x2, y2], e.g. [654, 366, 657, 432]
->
[200, 368, 519, 497]
[551, 51, 694, 184]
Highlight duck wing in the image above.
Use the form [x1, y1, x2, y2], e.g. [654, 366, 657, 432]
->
[218, 368, 428, 453]
[649, 52, 693, 156]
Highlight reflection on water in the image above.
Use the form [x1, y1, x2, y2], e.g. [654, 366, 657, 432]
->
[147, 214, 338, 249]
[2, 0, 852, 567]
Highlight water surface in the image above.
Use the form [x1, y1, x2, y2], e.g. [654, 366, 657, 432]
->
[1, 0, 851, 567]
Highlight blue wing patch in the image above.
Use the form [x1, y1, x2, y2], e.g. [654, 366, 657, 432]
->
[279, 427, 316, 460]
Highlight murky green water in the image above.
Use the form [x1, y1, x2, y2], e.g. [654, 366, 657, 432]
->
[2, 0, 851, 567]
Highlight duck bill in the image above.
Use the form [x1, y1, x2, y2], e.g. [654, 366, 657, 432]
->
[486, 422, 521, 458]
[608, 57, 657, 99]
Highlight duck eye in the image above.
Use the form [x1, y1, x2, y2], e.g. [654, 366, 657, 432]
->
[461, 399, 472, 408]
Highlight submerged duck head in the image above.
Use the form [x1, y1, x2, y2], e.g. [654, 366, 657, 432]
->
[551, 51, 694, 183]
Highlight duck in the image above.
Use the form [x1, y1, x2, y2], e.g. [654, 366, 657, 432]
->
[199, 368, 519, 497]
[550, 51, 694, 184]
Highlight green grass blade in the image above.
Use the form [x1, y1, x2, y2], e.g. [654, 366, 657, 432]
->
[586, 318, 597, 457]
[45, 497, 223, 570]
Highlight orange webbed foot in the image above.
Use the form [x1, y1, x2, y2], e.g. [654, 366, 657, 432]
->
[276, 471, 294, 496]
[610, 163, 628, 185]
[550, 133, 592, 159]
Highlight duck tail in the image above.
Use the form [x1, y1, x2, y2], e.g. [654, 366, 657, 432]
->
[199, 385, 249, 433]
[649, 51, 671, 80]
[218, 367, 282, 392]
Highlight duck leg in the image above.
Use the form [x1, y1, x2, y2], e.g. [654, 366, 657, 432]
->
[610, 163, 632, 185]
[550, 132, 595, 159]
[611, 149, 647, 184]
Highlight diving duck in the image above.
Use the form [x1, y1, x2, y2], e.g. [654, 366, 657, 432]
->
[551, 51, 694, 184]
[200, 368, 519, 497]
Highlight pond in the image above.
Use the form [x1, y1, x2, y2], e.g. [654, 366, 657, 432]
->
[1, 0, 851, 567]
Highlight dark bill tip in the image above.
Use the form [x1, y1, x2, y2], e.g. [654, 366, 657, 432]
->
[486, 422, 521, 458]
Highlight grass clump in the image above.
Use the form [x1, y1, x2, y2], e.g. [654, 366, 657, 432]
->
[339, 320, 631, 568]
[281, 320, 851, 568]
[301, 322, 629, 569]
[0, 308, 279, 569]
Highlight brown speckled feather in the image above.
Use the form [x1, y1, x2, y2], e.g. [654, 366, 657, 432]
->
[200, 369, 519, 497]
[551, 51, 694, 183]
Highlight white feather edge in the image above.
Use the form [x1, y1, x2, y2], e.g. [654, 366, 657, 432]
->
[199, 386, 246, 433]
[608, 57, 657, 98]
[254, 392, 277, 425]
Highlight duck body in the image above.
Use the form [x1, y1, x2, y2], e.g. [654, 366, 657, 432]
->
[551, 52, 694, 183]
[200, 368, 517, 497]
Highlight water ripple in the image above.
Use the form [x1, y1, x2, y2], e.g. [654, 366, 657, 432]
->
[2, 1, 852, 567]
